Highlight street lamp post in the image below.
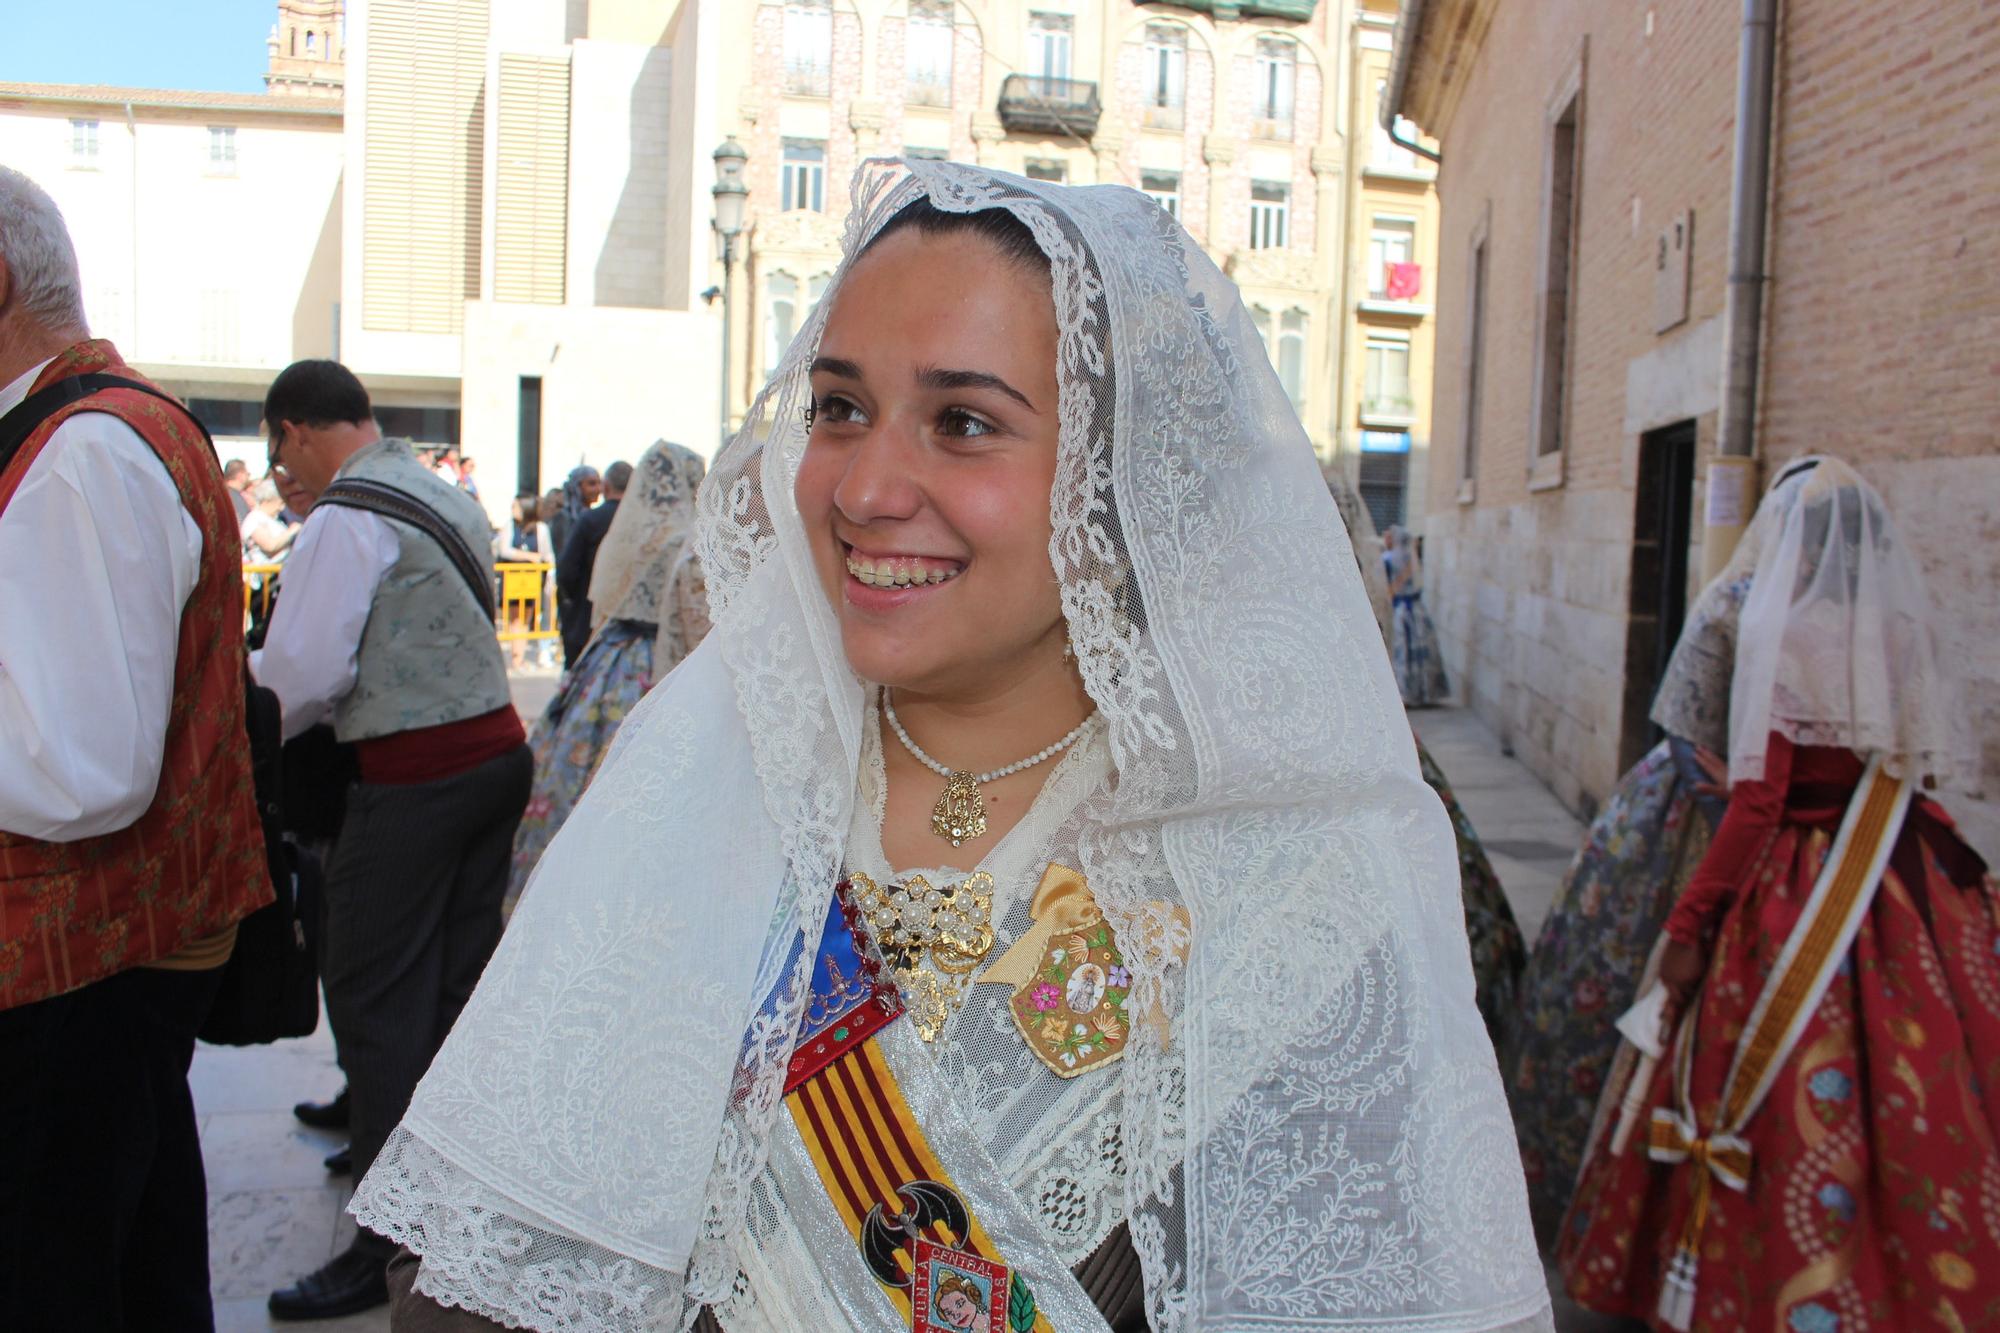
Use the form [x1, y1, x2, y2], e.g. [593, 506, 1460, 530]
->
[712, 137, 749, 448]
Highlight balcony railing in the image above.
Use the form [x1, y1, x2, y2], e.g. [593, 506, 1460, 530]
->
[1132, 0, 1317, 20]
[784, 59, 831, 98]
[998, 75, 1101, 138]
[1360, 394, 1418, 425]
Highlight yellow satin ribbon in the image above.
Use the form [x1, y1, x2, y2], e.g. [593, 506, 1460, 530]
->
[976, 864, 1100, 989]
[976, 864, 1189, 1049]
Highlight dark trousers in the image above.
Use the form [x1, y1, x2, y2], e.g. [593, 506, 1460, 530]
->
[323, 743, 532, 1254]
[557, 595, 590, 667]
[0, 965, 226, 1331]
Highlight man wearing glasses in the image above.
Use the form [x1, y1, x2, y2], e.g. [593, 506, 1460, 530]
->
[254, 360, 530, 1321]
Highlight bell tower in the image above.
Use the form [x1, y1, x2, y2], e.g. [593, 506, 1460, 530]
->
[264, 0, 346, 100]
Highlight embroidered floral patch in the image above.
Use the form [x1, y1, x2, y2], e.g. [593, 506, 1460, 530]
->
[1008, 919, 1131, 1078]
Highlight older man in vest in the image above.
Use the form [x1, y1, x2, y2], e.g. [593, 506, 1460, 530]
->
[255, 360, 531, 1320]
[0, 169, 269, 1327]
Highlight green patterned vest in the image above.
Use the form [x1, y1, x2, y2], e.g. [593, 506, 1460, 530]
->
[330, 437, 511, 742]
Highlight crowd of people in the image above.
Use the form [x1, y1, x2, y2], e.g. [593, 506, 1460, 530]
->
[2, 154, 1993, 1333]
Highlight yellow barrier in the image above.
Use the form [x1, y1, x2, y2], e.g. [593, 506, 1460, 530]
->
[241, 561, 562, 643]
[495, 562, 560, 643]
[243, 564, 283, 623]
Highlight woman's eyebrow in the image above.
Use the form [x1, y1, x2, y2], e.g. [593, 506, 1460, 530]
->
[810, 355, 863, 380]
[916, 365, 1037, 413]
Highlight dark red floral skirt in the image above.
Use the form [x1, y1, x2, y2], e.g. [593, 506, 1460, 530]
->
[1557, 800, 2000, 1332]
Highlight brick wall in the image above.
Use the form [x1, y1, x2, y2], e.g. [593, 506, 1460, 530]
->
[1421, 0, 1747, 814]
[1419, 0, 2000, 853]
[1758, 0, 2000, 853]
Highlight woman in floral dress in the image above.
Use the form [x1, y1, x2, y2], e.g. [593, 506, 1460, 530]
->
[506, 441, 708, 907]
[1382, 525, 1450, 706]
[1559, 458, 1992, 1332]
[1502, 460, 1824, 1244]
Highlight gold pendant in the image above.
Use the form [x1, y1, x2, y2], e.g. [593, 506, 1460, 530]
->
[930, 770, 988, 847]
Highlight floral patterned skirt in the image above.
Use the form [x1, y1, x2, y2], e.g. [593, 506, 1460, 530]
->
[1417, 740, 1526, 1049]
[1391, 593, 1451, 707]
[1557, 799, 2000, 1332]
[1503, 739, 1723, 1243]
[506, 620, 656, 910]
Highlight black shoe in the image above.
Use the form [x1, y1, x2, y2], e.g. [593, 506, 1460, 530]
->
[323, 1143, 352, 1176]
[293, 1087, 350, 1130]
[268, 1242, 388, 1320]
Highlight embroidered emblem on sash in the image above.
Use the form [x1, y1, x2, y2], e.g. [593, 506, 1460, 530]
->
[912, 1237, 1027, 1333]
[977, 865, 1132, 1078]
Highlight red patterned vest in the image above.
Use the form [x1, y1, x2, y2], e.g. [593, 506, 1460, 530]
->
[0, 341, 268, 1010]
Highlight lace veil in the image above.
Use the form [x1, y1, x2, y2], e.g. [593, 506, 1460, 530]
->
[1727, 454, 1959, 786]
[351, 160, 1548, 1331]
[1649, 457, 1820, 756]
[586, 439, 705, 632]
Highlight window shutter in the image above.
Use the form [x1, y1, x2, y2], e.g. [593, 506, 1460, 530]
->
[494, 53, 571, 306]
[362, 0, 490, 334]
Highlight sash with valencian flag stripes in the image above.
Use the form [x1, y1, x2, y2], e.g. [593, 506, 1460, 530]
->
[780, 881, 1062, 1333]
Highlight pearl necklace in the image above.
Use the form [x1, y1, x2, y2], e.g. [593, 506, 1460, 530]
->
[882, 694, 1098, 847]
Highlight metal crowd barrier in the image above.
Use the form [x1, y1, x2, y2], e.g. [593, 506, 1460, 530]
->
[241, 561, 562, 643]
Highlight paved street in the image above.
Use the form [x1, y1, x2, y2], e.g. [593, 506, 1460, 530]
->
[194, 697, 1620, 1330]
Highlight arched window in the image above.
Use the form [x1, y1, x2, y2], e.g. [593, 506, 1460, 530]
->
[306, 29, 318, 56]
[766, 272, 801, 376]
[784, 1, 833, 97]
[1278, 309, 1307, 415]
[1142, 23, 1188, 130]
[906, 1, 954, 107]
[1252, 36, 1297, 140]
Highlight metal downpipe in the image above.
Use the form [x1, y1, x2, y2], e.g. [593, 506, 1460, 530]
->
[1702, 0, 1781, 580]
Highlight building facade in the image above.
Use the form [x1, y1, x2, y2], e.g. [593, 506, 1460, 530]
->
[712, 0, 1410, 497]
[1337, 0, 1437, 531]
[0, 82, 347, 459]
[1391, 0, 2000, 855]
[340, 0, 724, 510]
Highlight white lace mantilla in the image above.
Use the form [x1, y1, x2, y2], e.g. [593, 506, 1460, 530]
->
[353, 159, 1552, 1333]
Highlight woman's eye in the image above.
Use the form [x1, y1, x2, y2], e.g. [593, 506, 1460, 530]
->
[809, 393, 867, 428]
[937, 408, 997, 439]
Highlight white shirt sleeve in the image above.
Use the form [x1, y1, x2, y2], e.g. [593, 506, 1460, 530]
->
[250, 504, 398, 741]
[0, 415, 204, 841]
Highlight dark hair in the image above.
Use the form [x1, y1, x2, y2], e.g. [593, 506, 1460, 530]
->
[263, 359, 372, 438]
[863, 195, 1050, 276]
[222, 458, 248, 481]
[604, 460, 635, 494]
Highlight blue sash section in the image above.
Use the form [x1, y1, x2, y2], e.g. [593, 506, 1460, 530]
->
[797, 889, 877, 1049]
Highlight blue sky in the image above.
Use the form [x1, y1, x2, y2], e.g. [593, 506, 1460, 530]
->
[2, 0, 276, 94]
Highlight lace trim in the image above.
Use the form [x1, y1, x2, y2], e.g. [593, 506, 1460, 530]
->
[354, 1128, 686, 1332]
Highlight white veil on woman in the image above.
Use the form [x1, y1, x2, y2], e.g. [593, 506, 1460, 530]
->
[585, 438, 708, 661]
[352, 160, 1548, 1332]
[1727, 455, 1959, 787]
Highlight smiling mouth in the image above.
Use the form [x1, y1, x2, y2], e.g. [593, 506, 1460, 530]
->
[843, 547, 966, 588]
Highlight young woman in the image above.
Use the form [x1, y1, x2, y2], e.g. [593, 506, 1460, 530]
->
[353, 162, 1548, 1332]
[1559, 458, 1989, 1331]
[1382, 525, 1449, 706]
[496, 493, 553, 669]
[506, 440, 708, 908]
[1501, 461, 1819, 1243]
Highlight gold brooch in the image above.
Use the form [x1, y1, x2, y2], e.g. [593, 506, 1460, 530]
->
[850, 871, 996, 1041]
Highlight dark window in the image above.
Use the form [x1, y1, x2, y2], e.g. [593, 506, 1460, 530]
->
[1357, 450, 1408, 533]
[1533, 93, 1582, 458]
[373, 405, 462, 444]
[517, 376, 543, 494]
[1619, 420, 1697, 770]
[185, 397, 264, 437]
